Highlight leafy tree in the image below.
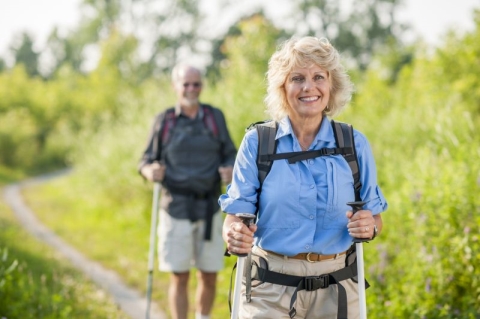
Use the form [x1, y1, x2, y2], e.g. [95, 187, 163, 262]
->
[133, 0, 206, 78]
[43, 27, 86, 77]
[203, 13, 284, 143]
[42, 0, 207, 80]
[43, 0, 122, 77]
[0, 58, 5, 72]
[10, 33, 40, 77]
[434, 8, 480, 113]
[290, 0, 409, 70]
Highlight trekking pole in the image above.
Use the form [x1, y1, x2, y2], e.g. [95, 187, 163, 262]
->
[146, 182, 161, 319]
[230, 213, 256, 319]
[347, 201, 368, 319]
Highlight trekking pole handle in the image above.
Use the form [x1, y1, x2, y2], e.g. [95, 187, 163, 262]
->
[347, 201, 369, 243]
[347, 201, 366, 214]
[230, 213, 256, 257]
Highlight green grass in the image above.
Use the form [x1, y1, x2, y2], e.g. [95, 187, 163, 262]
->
[21, 172, 236, 319]
[0, 186, 130, 318]
[0, 166, 25, 185]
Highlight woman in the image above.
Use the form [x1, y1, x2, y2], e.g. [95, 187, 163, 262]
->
[219, 36, 388, 319]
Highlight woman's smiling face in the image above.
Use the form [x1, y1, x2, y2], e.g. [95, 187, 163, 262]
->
[284, 64, 330, 119]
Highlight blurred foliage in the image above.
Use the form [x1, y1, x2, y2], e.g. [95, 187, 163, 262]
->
[38, 0, 208, 78]
[337, 16, 480, 316]
[0, 200, 129, 318]
[3, 0, 409, 79]
[434, 9, 480, 114]
[1, 5, 480, 319]
[9, 32, 40, 77]
[288, 0, 408, 70]
[204, 14, 283, 145]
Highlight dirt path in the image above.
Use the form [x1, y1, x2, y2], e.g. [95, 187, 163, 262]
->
[3, 171, 166, 319]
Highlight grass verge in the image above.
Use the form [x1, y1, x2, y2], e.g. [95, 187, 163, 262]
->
[0, 183, 130, 318]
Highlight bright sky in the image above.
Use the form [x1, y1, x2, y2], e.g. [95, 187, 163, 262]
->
[0, 0, 80, 53]
[397, 0, 479, 43]
[0, 0, 478, 65]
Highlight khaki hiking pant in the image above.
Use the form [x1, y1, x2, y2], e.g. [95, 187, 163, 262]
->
[239, 246, 360, 319]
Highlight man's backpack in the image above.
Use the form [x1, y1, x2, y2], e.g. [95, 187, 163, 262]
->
[158, 104, 220, 241]
[160, 104, 219, 145]
[248, 119, 362, 202]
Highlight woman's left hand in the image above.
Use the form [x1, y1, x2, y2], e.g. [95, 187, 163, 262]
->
[346, 209, 377, 239]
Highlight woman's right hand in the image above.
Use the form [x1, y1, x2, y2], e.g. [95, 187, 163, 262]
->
[222, 214, 257, 255]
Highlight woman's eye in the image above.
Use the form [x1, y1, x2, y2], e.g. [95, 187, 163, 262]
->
[314, 75, 324, 81]
[292, 76, 304, 82]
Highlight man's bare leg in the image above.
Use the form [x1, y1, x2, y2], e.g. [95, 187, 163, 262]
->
[195, 271, 217, 317]
[169, 272, 190, 319]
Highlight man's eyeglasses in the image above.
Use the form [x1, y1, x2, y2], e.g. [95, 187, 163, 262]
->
[183, 82, 202, 88]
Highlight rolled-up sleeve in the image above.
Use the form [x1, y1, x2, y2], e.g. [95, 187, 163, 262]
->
[219, 129, 260, 214]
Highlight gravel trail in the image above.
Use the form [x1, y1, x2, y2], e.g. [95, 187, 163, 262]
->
[3, 171, 166, 319]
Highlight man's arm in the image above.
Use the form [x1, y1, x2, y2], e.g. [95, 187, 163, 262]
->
[213, 109, 237, 166]
[138, 113, 165, 177]
[140, 162, 166, 182]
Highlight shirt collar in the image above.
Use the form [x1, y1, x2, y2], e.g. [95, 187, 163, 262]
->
[174, 104, 204, 119]
[277, 116, 336, 143]
[317, 116, 336, 143]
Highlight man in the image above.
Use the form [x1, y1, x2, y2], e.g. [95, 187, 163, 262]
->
[138, 64, 237, 319]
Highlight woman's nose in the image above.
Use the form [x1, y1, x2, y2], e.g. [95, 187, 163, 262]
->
[303, 80, 313, 91]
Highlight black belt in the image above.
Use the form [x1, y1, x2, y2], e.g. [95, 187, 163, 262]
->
[166, 186, 217, 241]
[167, 187, 210, 199]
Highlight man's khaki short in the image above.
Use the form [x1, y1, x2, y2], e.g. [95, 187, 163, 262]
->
[240, 246, 360, 319]
[157, 209, 225, 273]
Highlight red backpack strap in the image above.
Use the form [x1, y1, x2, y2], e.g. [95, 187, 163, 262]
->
[201, 104, 219, 137]
[162, 105, 218, 146]
[161, 108, 176, 145]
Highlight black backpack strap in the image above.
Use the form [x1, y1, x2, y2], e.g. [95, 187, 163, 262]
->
[261, 147, 353, 164]
[331, 120, 362, 201]
[254, 121, 278, 186]
[250, 119, 360, 197]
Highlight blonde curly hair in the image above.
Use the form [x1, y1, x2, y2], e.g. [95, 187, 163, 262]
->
[264, 36, 354, 121]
